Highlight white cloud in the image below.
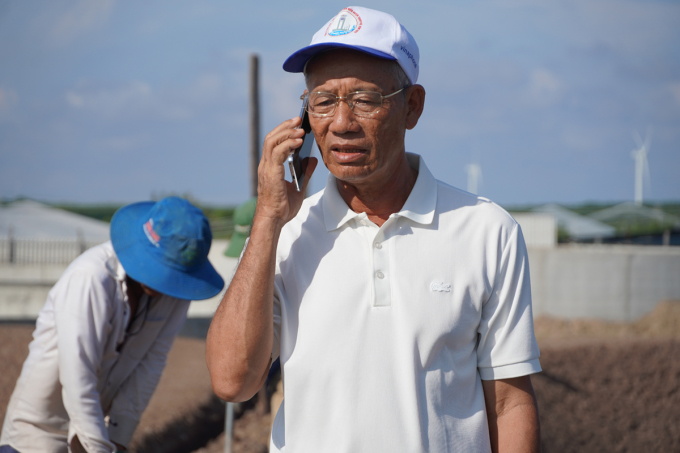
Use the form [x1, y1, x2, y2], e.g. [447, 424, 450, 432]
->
[188, 73, 224, 102]
[0, 87, 19, 120]
[560, 127, 600, 152]
[65, 92, 85, 108]
[49, 0, 115, 46]
[0, 87, 18, 109]
[525, 68, 564, 107]
[94, 135, 146, 153]
[159, 106, 194, 122]
[263, 72, 306, 120]
[670, 83, 680, 106]
[65, 81, 152, 118]
[63, 72, 234, 123]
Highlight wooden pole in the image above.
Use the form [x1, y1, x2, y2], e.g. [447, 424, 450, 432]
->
[249, 54, 260, 198]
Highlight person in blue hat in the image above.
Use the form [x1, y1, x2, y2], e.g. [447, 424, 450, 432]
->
[1, 197, 224, 453]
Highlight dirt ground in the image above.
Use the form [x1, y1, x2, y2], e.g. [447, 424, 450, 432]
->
[1, 300, 679, 452]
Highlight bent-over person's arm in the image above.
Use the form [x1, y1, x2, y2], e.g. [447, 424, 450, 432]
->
[55, 270, 118, 453]
[206, 116, 317, 402]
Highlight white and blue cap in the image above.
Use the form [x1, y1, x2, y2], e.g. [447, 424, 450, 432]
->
[283, 6, 420, 84]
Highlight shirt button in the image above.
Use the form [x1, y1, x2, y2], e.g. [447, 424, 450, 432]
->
[374, 242, 382, 249]
[376, 271, 384, 279]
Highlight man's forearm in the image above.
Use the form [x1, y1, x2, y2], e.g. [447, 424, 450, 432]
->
[483, 376, 541, 453]
[206, 215, 282, 402]
[206, 115, 316, 402]
[488, 401, 540, 453]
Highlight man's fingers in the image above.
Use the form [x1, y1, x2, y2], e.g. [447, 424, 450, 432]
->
[262, 124, 305, 166]
[255, 117, 312, 224]
[263, 118, 302, 150]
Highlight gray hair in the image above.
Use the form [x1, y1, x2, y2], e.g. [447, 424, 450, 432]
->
[304, 59, 411, 92]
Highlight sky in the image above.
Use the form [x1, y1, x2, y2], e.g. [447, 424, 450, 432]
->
[0, 0, 679, 207]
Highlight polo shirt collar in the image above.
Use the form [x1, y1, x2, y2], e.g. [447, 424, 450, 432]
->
[323, 153, 437, 232]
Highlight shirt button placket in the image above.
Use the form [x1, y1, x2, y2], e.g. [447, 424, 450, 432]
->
[372, 232, 391, 307]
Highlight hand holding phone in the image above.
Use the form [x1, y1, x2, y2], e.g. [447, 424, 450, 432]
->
[288, 97, 315, 192]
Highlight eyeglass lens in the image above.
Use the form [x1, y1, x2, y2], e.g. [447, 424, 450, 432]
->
[308, 91, 384, 116]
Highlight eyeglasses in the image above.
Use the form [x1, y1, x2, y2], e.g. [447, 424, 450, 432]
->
[301, 86, 408, 118]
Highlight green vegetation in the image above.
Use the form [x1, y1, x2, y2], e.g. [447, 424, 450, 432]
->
[505, 201, 680, 240]
[6, 196, 679, 242]
[53, 204, 122, 223]
[200, 206, 236, 239]
[504, 201, 680, 217]
[53, 203, 237, 240]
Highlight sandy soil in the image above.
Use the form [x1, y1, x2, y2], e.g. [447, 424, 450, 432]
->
[1, 301, 679, 452]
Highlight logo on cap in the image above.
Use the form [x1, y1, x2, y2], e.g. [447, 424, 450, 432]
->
[325, 8, 362, 36]
[143, 219, 161, 247]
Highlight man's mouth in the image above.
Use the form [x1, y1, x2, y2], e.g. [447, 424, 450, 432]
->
[331, 146, 367, 163]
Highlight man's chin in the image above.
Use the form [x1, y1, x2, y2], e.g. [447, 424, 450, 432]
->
[329, 166, 374, 185]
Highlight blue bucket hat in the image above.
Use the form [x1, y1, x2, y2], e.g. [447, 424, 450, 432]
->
[110, 197, 224, 301]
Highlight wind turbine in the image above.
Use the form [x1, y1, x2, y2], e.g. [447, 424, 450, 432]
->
[465, 162, 483, 195]
[631, 128, 652, 205]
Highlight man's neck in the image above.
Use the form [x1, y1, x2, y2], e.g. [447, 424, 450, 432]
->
[336, 155, 418, 227]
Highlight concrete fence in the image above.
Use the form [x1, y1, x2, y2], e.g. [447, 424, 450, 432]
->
[0, 240, 238, 321]
[0, 238, 106, 265]
[0, 241, 678, 322]
[528, 244, 680, 321]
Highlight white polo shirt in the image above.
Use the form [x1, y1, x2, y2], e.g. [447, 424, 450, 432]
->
[270, 153, 540, 453]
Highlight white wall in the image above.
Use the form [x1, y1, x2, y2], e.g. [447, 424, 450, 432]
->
[0, 240, 238, 320]
[512, 213, 557, 248]
[2, 241, 679, 323]
[0, 264, 66, 319]
[528, 245, 680, 321]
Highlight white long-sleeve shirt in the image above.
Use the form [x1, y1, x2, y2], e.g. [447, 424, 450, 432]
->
[1, 242, 190, 453]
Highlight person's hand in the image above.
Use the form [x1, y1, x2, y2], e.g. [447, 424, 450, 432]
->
[256, 117, 318, 227]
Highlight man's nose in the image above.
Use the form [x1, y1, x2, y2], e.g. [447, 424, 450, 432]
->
[329, 99, 360, 133]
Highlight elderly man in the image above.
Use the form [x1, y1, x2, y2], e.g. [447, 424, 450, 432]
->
[1, 197, 224, 453]
[207, 6, 541, 452]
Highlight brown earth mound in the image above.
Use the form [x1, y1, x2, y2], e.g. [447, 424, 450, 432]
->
[1, 301, 679, 452]
[535, 339, 680, 452]
[534, 300, 680, 347]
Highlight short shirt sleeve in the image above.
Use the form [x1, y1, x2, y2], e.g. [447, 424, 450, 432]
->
[476, 222, 541, 380]
[271, 288, 282, 362]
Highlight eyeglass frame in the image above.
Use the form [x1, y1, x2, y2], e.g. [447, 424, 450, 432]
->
[300, 86, 410, 118]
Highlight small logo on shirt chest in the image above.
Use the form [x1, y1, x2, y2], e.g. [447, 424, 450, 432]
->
[430, 281, 452, 292]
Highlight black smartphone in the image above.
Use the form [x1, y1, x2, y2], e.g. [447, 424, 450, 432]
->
[288, 96, 315, 192]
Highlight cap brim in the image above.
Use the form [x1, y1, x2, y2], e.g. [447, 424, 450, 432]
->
[111, 202, 225, 301]
[283, 43, 395, 73]
[224, 232, 248, 258]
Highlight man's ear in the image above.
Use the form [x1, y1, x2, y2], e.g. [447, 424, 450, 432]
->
[405, 84, 426, 130]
